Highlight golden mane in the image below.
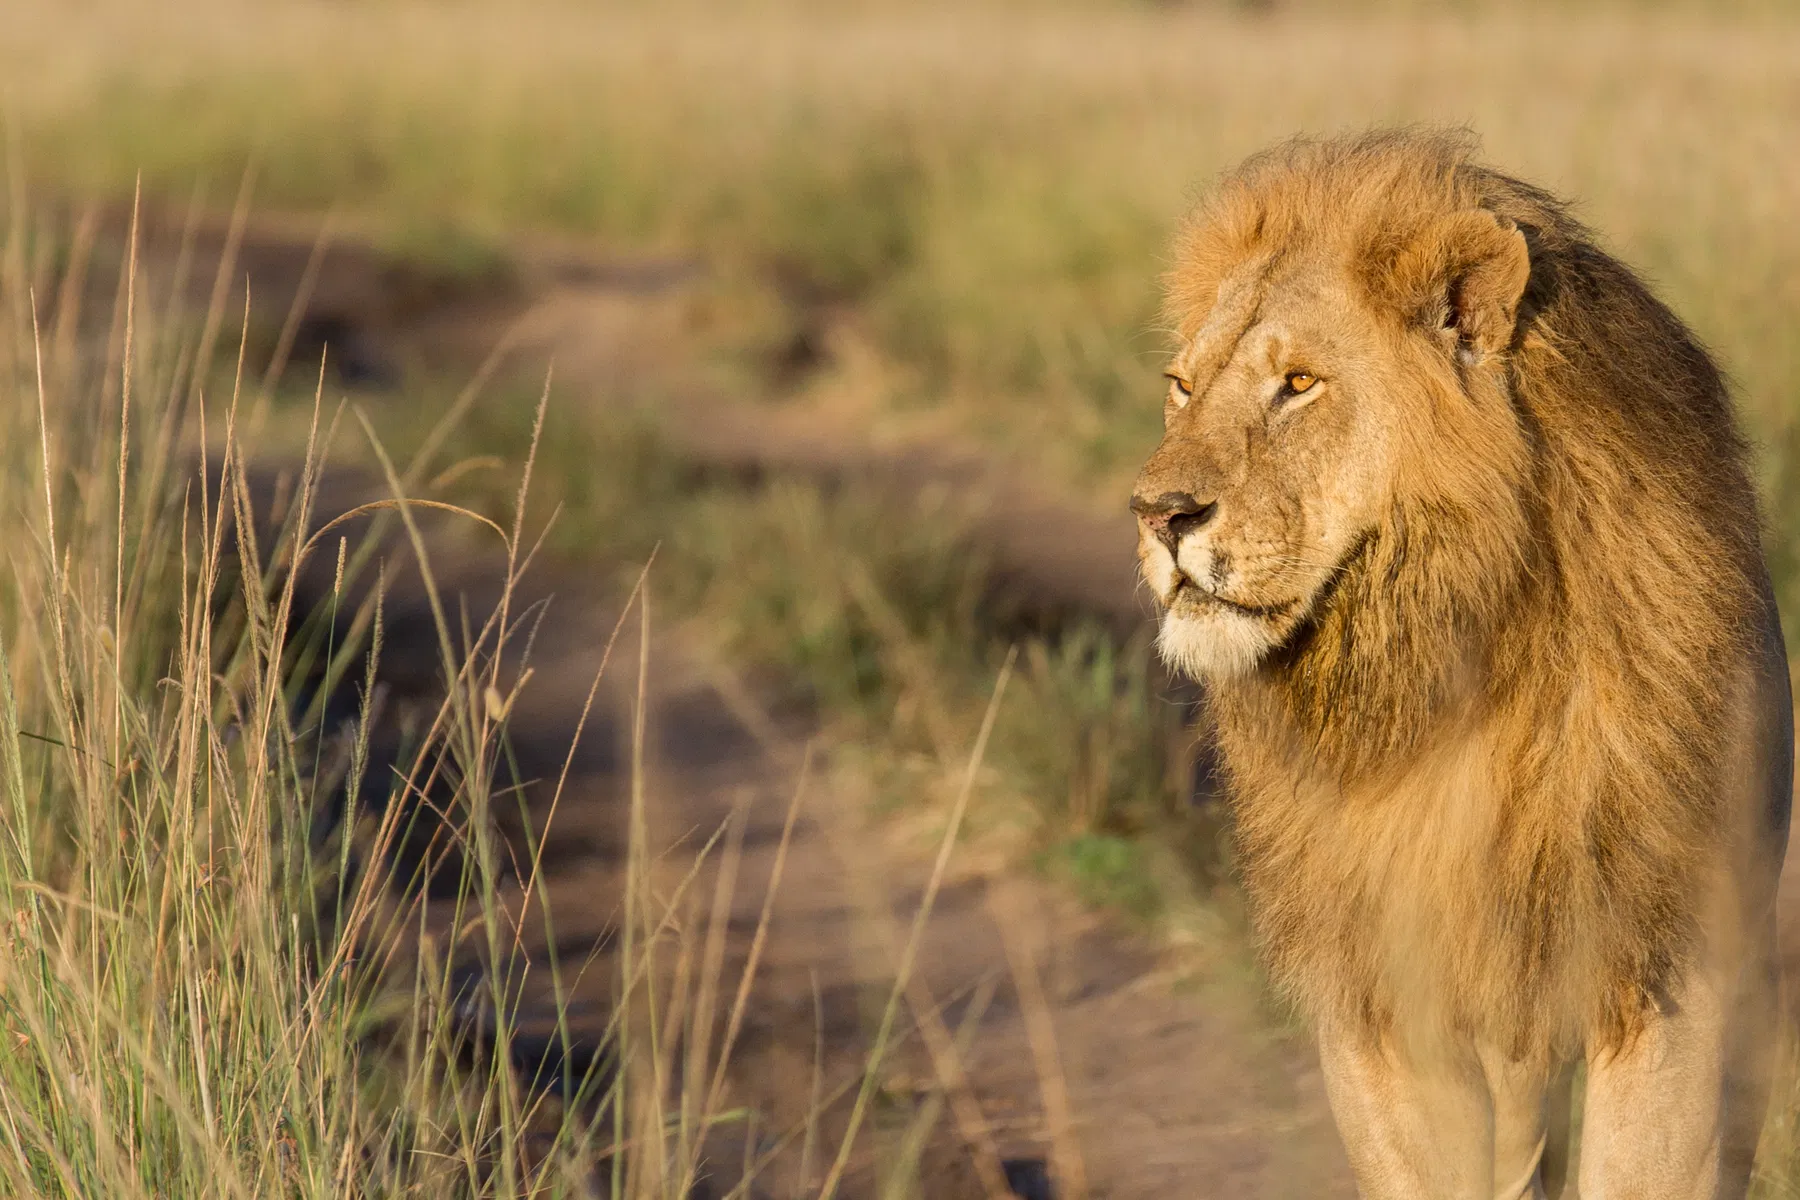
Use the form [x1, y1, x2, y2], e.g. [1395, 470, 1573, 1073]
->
[1166, 129, 1775, 1050]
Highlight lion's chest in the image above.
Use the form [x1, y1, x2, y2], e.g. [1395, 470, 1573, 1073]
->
[1224, 723, 1577, 1039]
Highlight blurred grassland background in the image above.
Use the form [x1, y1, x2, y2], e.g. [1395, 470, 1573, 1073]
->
[6, 0, 1800, 1194]
[9, 0, 1800, 497]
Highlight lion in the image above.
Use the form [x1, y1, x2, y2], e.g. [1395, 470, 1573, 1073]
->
[1131, 129, 1793, 1198]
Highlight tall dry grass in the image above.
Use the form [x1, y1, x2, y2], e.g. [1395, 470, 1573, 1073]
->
[0, 184, 613, 1193]
[0, 188, 1015, 1195]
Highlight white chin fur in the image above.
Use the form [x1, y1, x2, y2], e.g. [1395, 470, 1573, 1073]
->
[1157, 607, 1276, 681]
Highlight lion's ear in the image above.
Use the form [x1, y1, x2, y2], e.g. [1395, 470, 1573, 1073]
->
[1389, 210, 1531, 361]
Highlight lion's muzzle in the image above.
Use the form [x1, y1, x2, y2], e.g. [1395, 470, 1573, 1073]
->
[1129, 489, 1218, 556]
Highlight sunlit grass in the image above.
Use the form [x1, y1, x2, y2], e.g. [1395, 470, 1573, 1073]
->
[0, 200, 1008, 1197]
[0, 194, 630, 1193]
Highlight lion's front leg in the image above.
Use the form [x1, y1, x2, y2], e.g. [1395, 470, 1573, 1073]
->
[1576, 923, 1779, 1200]
[1317, 1024, 1553, 1200]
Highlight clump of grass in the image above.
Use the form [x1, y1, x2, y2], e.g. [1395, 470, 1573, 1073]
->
[0, 190, 1042, 1196]
[0, 195, 625, 1195]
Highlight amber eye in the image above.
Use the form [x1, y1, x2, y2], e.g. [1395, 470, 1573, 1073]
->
[1284, 372, 1318, 395]
[1165, 373, 1193, 399]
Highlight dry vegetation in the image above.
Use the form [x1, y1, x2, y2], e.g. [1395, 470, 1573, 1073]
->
[9, 1, 1800, 491]
[4, 0, 1800, 1195]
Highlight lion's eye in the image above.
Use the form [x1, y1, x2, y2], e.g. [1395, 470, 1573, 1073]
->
[1165, 374, 1194, 404]
[1284, 372, 1318, 396]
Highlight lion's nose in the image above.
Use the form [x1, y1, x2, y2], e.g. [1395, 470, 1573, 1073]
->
[1130, 491, 1218, 554]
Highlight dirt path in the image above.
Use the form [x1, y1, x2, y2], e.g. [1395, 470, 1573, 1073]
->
[616, 626, 1354, 1198]
[250, 453, 1349, 1197]
[264, 473, 1350, 1196]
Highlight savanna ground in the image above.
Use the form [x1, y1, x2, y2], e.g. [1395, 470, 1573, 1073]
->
[3, 0, 1800, 1195]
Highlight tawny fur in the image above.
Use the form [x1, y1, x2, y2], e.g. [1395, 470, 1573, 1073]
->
[1142, 129, 1774, 1062]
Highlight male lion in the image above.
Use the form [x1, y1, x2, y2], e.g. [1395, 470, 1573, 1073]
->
[1131, 129, 1792, 1197]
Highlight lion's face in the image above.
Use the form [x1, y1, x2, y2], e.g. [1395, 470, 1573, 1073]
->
[1133, 257, 1407, 681]
[1136, 180, 1533, 684]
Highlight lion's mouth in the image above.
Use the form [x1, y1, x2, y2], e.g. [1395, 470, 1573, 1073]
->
[1167, 576, 1297, 621]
